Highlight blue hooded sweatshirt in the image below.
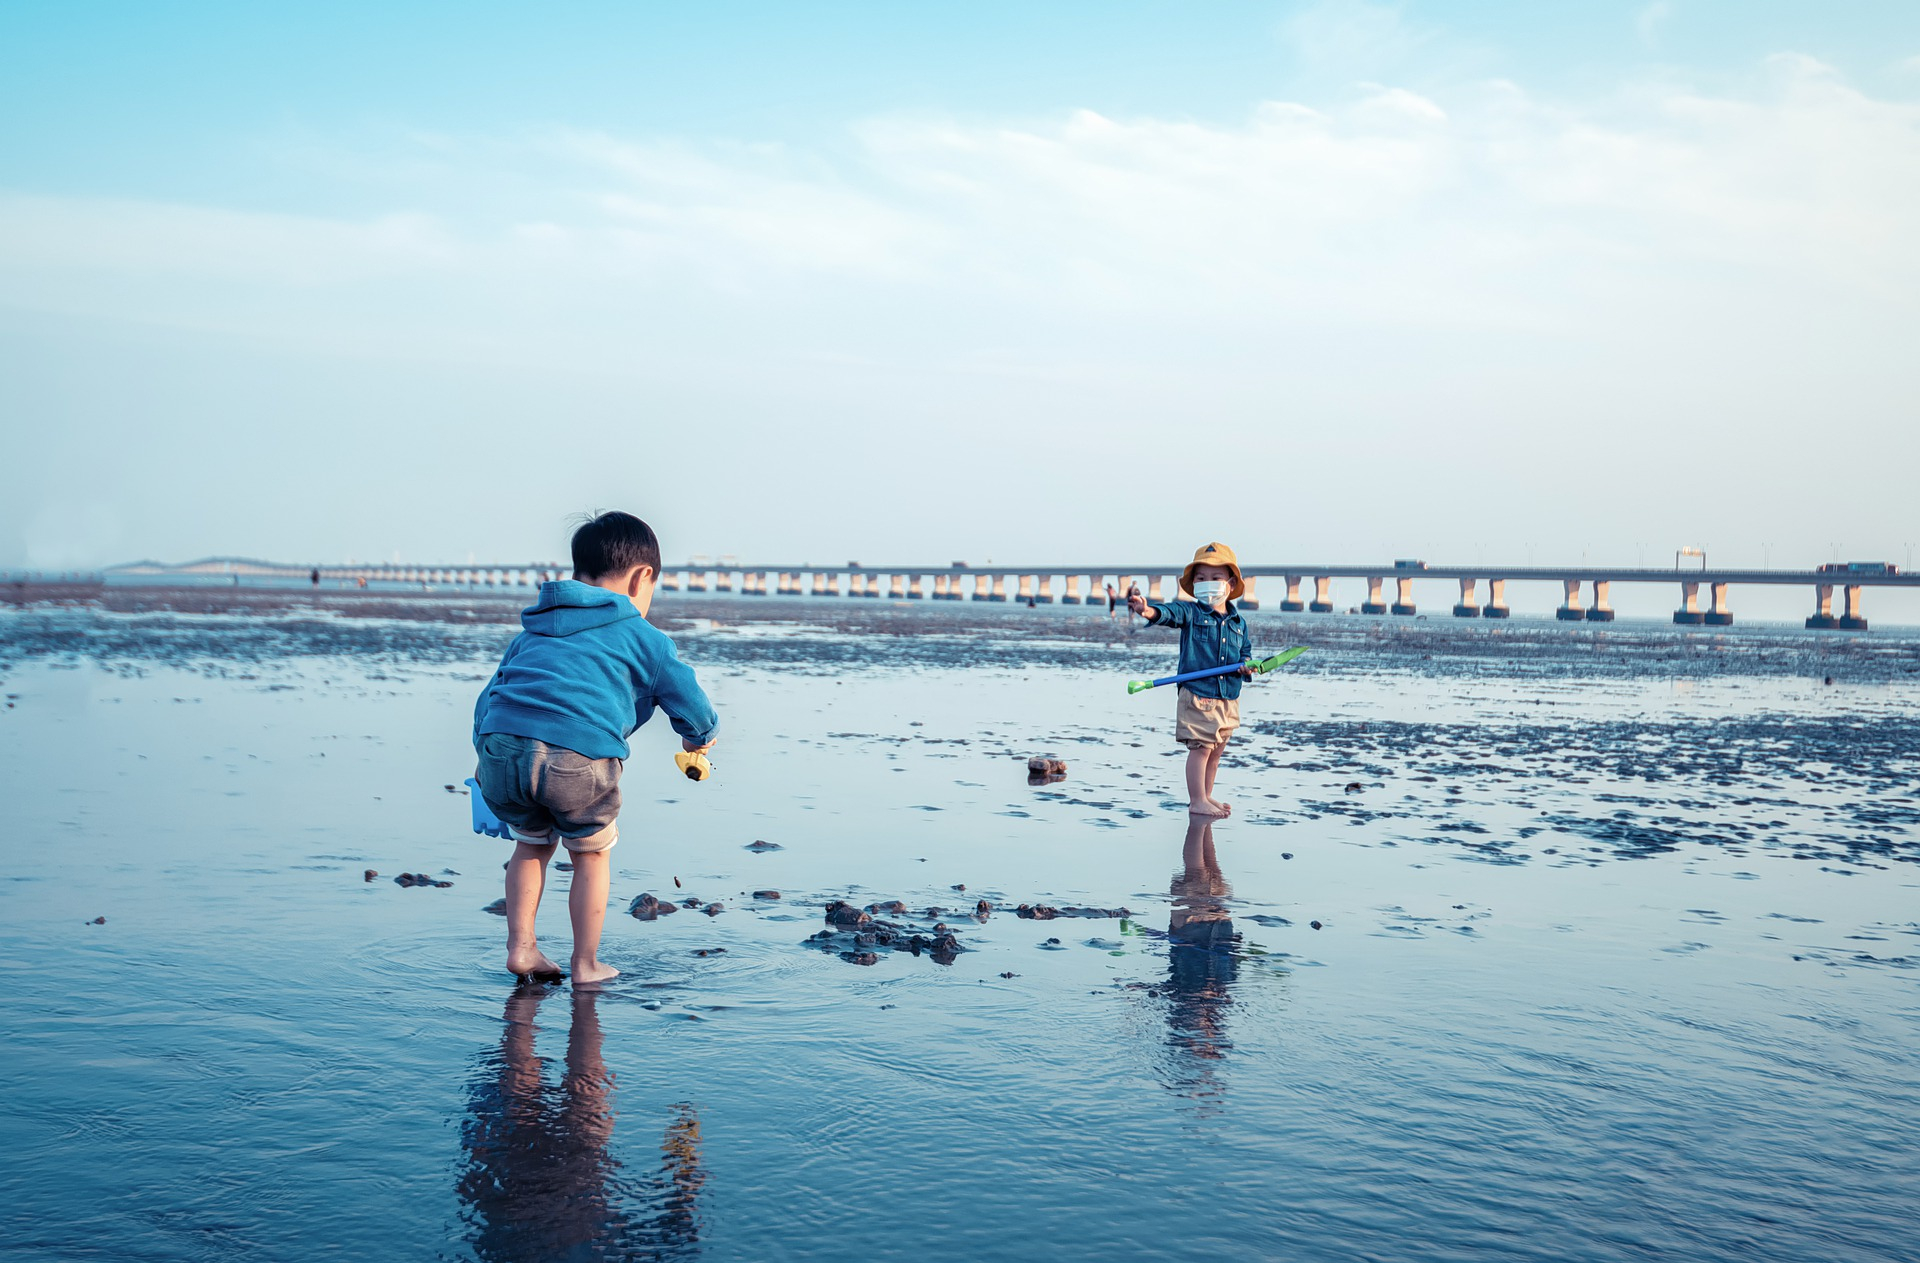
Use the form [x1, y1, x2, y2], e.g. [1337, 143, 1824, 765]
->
[473, 580, 718, 760]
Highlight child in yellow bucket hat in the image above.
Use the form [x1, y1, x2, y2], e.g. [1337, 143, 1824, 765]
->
[1128, 542, 1251, 817]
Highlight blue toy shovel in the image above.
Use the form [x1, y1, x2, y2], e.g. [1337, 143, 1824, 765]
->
[1127, 646, 1307, 695]
[464, 778, 514, 839]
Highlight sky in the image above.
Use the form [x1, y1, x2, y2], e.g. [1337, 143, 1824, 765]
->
[3, 1, 1918, 589]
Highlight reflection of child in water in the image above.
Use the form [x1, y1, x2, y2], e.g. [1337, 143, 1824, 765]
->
[458, 986, 705, 1261]
[1161, 817, 1239, 1097]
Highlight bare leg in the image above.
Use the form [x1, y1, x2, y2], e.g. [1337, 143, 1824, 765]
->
[567, 848, 619, 985]
[1186, 746, 1227, 816]
[505, 839, 564, 979]
[1204, 738, 1230, 815]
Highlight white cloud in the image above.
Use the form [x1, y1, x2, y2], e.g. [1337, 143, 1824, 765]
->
[0, 60, 1915, 399]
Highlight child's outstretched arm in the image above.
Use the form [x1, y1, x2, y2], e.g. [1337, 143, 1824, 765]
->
[1129, 591, 1189, 626]
[647, 642, 720, 752]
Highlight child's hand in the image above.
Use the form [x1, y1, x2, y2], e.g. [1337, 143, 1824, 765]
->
[1238, 664, 1256, 678]
[1126, 591, 1149, 616]
[683, 737, 716, 754]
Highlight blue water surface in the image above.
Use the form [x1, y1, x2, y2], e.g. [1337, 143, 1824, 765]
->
[2, 608, 1917, 1261]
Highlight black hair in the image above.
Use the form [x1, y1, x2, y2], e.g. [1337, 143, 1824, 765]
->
[571, 511, 661, 581]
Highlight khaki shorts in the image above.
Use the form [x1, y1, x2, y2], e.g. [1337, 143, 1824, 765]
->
[1175, 688, 1240, 748]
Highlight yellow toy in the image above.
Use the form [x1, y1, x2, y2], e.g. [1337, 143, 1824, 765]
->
[674, 750, 714, 782]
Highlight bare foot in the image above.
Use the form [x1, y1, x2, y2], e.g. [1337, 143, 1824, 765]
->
[571, 958, 620, 987]
[1188, 799, 1231, 818]
[507, 947, 564, 983]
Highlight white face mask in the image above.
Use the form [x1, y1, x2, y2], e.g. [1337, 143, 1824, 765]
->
[1192, 580, 1229, 606]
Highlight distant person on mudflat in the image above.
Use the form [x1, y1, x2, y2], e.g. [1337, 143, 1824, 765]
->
[472, 511, 719, 985]
[1128, 542, 1254, 818]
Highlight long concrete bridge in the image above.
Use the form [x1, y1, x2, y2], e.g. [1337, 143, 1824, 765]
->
[102, 558, 1918, 631]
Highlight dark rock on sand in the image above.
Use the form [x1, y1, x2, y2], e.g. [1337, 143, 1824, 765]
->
[745, 839, 783, 851]
[1344, 782, 1364, 793]
[999, 971, 1018, 979]
[555, 861, 573, 872]
[364, 869, 378, 882]
[752, 889, 781, 900]
[841, 952, 880, 966]
[1016, 903, 1131, 920]
[395, 872, 452, 888]
[692, 947, 727, 958]
[825, 900, 871, 928]
[1310, 920, 1323, 930]
[629, 893, 681, 920]
[679, 897, 703, 909]
[89, 916, 106, 925]
[702, 902, 723, 917]
[1027, 755, 1068, 776]
[866, 899, 907, 915]
[482, 898, 508, 916]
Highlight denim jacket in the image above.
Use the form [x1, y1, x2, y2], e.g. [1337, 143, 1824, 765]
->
[1145, 599, 1251, 699]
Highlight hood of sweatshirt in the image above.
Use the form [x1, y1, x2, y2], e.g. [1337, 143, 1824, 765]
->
[518, 580, 643, 637]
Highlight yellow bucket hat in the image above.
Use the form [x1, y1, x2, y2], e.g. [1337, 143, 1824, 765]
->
[1181, 541, 1244, 601]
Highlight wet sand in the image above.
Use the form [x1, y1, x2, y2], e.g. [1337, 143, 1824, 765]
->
[2, 595, 1917, 1260]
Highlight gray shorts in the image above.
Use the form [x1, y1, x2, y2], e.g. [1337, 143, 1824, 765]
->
[473, 733, 622, 852]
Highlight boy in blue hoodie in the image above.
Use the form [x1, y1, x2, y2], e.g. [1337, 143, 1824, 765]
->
[473, 512, 719, 985]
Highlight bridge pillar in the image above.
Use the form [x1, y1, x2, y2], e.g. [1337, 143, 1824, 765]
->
[992, 575, 1008, 602]
[1806, 584, 1836, 629]
[1018, 574, 1036, 603]
[971, 574, 990, 601]
[1239, 576, 1259, 610]
[1035, 575, 1053, 603]
[715, 571, 733, 593]
[1838, 584, 1868, 631]
[1485, 578, 1510, 618]
[1280, 575, 1304, 612]
[1673, 581, 1704, 624]
[890, 574, 906, 599]
[1146, 576, 1162, 602]
[906, 574, 923, 599]
[1361, 576, 1387, 615]
[1586, 581, 1615, 621]
[1705, 582, 1732, 626]
[933, 574, 951, 600]
[1454, 578, 1480, 617]
[1087, 576, 1104, 607]
[813, 572, 837, 597]
[1310, 576, 1333, 613]
[1557, 578, 1585, 621]
[662, 571, 681, 592]
[688, 570, 708, 592]
[1391, 576, 1416, 616]
[1062, 575, 1082, 605]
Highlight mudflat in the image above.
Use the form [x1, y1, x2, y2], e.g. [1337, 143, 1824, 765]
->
[2, 594, 1916, 1261]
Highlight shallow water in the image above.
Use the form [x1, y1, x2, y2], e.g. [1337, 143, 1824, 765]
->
[3, 606, 1918, 1261]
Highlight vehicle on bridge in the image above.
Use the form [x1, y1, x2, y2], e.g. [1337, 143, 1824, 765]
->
[1818, 561, 1898, 575]
[1393, 559, 1427, 571]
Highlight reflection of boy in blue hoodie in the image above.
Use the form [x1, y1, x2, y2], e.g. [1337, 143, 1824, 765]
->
[473, 512, 719, 985]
